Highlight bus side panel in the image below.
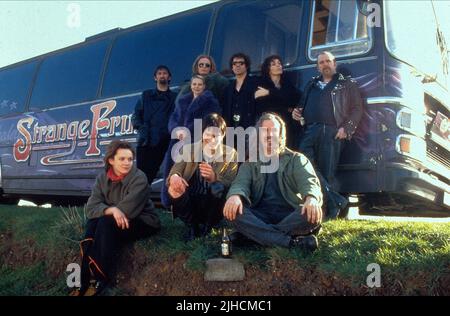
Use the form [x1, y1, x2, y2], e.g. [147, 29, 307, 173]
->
[0, 95, 139, 197]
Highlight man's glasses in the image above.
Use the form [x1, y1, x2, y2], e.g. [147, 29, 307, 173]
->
[198, 63, 211, 68]
[232, 61, 245, 66]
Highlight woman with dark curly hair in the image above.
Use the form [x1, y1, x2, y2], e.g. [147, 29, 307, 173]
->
[255, 55, 301, 148]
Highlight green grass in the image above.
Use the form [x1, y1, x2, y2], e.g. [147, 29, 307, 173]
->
[0, 204, 449, 295]
[0, 263, 68, 296]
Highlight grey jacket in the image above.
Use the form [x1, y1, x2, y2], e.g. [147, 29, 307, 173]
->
[86, 167, 160, 229]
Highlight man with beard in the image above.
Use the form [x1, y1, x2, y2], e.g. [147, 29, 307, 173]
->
[132, 65, 177, 186]
[292, 51, 363, 219]
[223, 112, 322, 251]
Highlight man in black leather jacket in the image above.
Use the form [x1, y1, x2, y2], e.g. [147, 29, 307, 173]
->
[292, 51, 363, 219]
[132, 65, 176, 186]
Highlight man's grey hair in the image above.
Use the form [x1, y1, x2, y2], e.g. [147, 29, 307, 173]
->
[255, 112, 287, 153]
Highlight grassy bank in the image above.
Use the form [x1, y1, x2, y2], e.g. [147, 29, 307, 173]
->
[0, 204, 449, 295]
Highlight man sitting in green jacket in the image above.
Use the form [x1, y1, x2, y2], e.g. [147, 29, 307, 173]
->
[223, 112, 323, 251]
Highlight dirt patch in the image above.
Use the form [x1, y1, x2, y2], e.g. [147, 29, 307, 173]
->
[1, 233, 448, 296]
[115, 246, 449, 296]
[117, 253, 363, 296]
[0, 232, 44, 267]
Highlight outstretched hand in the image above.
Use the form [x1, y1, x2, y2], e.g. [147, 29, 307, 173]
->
[223, 195, 243, 221]
[301, 196, 322, 224]
[168, 174, 189, 198]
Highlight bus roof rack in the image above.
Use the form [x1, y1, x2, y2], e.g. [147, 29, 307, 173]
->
[85, 28, 122, 41]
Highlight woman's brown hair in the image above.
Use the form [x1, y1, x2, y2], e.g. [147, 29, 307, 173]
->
[104, 140, 135, 171]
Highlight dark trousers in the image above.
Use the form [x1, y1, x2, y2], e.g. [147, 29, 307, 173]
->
[136, 137, 170, 186]
[171, 191, 224, 227]
[232, 207, 319, 248]
[79, 216, 158, 288]
[298, 123, 347, 216]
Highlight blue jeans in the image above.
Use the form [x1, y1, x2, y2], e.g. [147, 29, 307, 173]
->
[298, 123, 347, 216]
[231, 207, 319, 248]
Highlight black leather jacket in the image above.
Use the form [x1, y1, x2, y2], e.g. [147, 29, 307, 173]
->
[301, 73, 363, 139]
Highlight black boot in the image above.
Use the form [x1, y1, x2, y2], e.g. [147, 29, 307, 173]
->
[183, 223, 199, 242]
[289, 235, 318, 252]
[199, 224, 212, 238]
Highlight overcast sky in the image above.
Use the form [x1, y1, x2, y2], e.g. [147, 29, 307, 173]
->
[0, 1, 217, 68]
[1, 1, 450, 69]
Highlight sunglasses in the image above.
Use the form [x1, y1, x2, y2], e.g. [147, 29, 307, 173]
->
[232, 61, 245, 66]
[198, 63, 211, 68]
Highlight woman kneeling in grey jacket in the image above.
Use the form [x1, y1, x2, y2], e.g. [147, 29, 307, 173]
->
[71, 140, 160, 296]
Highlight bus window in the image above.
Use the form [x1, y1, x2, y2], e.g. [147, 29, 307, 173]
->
[210, 0, 302, 73]
[0, 61, 37, 116]
[308, 0, 372, 60]
[29, 39, 109, 111]
[101, 9, 212, 97]
[385, 1, 447, 87]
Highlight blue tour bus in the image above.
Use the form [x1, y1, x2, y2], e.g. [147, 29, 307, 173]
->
[0, 0, 449, 217]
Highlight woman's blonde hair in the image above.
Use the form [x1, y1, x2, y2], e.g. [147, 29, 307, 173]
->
[191, 74, 206, 84]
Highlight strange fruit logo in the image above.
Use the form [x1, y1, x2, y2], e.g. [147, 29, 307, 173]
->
[13, 100, 135, 165]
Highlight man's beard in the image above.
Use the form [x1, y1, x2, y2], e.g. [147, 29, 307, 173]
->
[263, 139, 274, 156]
[158, 79, 168, 85]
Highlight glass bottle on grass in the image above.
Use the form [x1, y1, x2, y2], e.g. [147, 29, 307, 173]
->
[221, 228, 232, 258]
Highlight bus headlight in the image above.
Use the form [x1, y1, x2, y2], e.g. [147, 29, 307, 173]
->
[396, 109, 426, 138]
[395, 134, 427, 161]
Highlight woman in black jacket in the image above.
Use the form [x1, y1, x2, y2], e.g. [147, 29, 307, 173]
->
[254, 55, 301, 148]
[70, 141, 160, 296]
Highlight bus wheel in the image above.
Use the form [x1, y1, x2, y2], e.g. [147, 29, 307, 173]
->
[0, 196, 20, 205]
[338, 204, 350, 219]
[337, 194, 360, 219]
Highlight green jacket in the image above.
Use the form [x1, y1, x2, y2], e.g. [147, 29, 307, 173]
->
[86, 167, 160, 229]
[227, 148, 323, 209]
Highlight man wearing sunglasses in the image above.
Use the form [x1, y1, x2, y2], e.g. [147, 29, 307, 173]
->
[223, 53, 258, 130]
